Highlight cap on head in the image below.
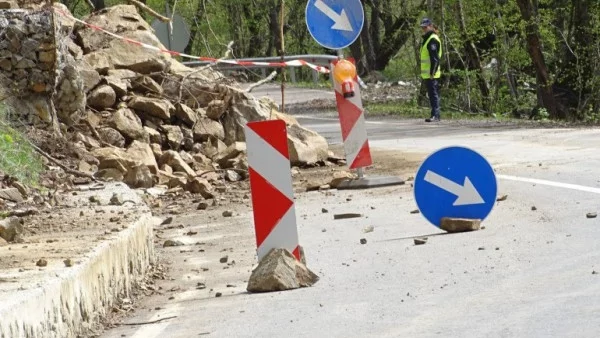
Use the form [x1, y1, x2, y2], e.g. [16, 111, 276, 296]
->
[420, 18, 432, 27]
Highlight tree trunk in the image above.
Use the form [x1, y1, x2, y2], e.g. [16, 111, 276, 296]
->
[516, 0, 562, 119]
[457, 0, 490, 112]
[184, 0, 204, 56]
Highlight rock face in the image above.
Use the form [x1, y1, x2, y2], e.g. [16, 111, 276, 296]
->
[247, 248, 319, 293]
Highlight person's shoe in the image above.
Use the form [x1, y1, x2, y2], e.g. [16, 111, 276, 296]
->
[425, 117, 440, 122]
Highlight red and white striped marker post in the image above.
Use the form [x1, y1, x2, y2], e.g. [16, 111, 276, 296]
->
[330, 57, 405, 189]
[245, 120, 300, 261]
[332, 58, 373, 173]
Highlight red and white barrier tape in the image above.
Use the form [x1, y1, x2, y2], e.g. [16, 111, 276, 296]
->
[54, 8, 331, 74]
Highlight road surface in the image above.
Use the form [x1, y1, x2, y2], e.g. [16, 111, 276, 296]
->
[102, 85, 600, 338]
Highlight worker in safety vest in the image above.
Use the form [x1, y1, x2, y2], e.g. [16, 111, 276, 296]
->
[420, 18, 443, 122]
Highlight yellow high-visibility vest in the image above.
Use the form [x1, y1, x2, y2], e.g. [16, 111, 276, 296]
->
[420, 33, 442, 79]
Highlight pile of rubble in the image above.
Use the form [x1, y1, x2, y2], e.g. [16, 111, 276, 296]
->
[43, 5, 330, 193]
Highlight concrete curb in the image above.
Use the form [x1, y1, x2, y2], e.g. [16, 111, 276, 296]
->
[0, 184, 159, 338]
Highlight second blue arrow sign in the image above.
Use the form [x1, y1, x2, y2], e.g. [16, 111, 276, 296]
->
[414, 146, 498, 228]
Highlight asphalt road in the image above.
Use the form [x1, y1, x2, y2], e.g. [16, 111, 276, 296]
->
[102, 85, 600, 338]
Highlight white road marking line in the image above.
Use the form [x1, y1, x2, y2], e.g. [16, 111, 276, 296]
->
[295, 115, 407, 126]
[498, 174, 600, 194]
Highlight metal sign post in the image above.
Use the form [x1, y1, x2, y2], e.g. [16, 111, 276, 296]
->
[306, 0, 404, 189]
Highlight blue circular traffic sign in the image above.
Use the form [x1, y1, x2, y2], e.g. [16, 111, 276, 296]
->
[305, 0, 364, 50]
[414, 146, 498, 228]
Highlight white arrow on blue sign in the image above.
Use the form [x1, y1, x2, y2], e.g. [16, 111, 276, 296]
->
[305, 0, 364, 50]
[414, 146, 498, 228]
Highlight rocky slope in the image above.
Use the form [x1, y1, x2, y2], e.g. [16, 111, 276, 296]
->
[49, 4, 331, 193]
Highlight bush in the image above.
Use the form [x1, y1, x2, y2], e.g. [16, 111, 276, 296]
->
[0, 105, 43, 186]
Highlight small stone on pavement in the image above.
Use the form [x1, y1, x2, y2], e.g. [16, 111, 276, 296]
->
[414, 238, 427, 245]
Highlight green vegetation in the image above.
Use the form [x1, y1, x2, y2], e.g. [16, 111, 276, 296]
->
[0, 106, 43, 186]
[60, 0, 600, 121]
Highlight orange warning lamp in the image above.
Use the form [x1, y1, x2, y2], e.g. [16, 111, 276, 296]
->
[334, 59, 356, 98]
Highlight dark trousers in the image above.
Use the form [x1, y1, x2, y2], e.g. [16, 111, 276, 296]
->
[425, 79, 441, 119]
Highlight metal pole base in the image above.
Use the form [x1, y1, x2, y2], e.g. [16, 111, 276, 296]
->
[336, 175, 405, 190]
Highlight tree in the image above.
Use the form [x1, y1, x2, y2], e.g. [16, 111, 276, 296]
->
[516, 0, 562, 118]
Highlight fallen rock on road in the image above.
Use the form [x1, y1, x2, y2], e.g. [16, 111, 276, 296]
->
[247, 248, 319, 293]
[440, 217, 481, 233]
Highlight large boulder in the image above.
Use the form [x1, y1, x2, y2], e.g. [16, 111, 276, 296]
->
[123, 164, 154, 189]
[126, 140, 159, 174]
[92, 147, 137, 173]
[97, 127, 126, 148]
[162, 125, 184, 150]
[87, 84, 116, 109]
[108, 108, 148, 142]
[247, 248, 319, 293]
[159, 151, 196, 177]
[128, 96, 173, 120]
[193, 116, 225, 142]
[287, 124, 329, 166]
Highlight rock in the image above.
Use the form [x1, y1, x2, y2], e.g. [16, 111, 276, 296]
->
[64, 259, 73, 267]
[87, 85, 116, 109]
[124, 164, 154, 188]
[92, 147, 137, 173]
[109, 193, 124, 206]
[334, 213, 363, 220]
[321, 208, 328, 213]
[95, 168, 124, 181]
[0, 237, 8, 246]
[222, 210, 233, 217]
[162, 125, 184, 150]
[0, 217, 23, 242]
[125, 141, 159, 173]
[587, 212, 597, 219]
[414, 238, 428, 245]
[0, 188, 24, 202]
[36, 259, 48, 267]
[186, 178, 214, 198]
[410, 209, 420, 214]
[74, 132, 101, 149]
[145, 127, 162, 144]
[103, 75, 128, 97]
[496, 195, 508, 202]
[97, 127, 126, 148]
[531, 206, 537, 211]
[363, 225, 374, 233]
[131, 76, 163, 95]
[225, 170, 241, 182]
[216, 142, 246, 167]
[220, 256, 228, 263]
[160, 151, 196, 177]
[360, 238, 367, 245]
[161, 217, 174, 225]
[329, 171, 354, 188]
[247, 248, 319, 293]
[128, 96, 173, 120]
[163, 239, 184, 247]
[193, 116, 225, 142]
[206, 99, 227, 120]
[0, 1, 18, 9]
[215, 292, 222, 298]
[287, 124, 329, 166]
[168, 176, 187, 189]
[179, 151, 195, 165]
[109, 108, 148, 142]
[440, 218, 481, 233]
[197, 202, 209, 210]
[82, 51, 112, 73]
[79, 65, 102, 92]
[175, 103, 198, 127]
